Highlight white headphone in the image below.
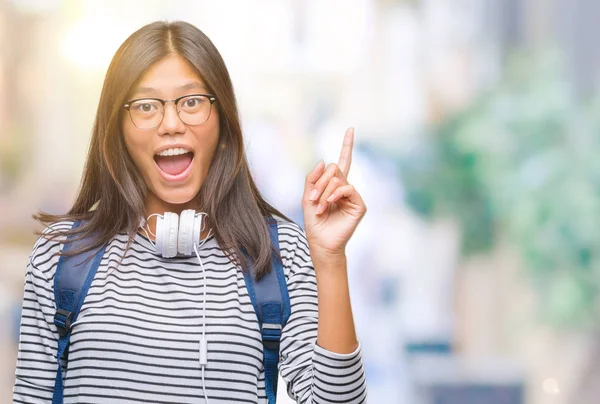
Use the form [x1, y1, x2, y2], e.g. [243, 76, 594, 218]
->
[139, 208, 212, 402]
[140, 209, 212, 258]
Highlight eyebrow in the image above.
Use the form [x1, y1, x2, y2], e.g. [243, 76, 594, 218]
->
[133, 82, 208, 97]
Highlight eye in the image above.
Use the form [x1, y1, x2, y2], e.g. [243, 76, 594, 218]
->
[181, 96, 205, 110]
[186, 98, 199, 107]
[132, 100, 159, 113]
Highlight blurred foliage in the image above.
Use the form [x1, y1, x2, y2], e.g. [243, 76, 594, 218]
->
[401, 52, 600, 329]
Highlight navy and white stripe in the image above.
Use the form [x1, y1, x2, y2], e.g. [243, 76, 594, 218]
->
[13, 219, 367, 403]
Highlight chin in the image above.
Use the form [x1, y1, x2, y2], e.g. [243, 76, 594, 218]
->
[152, 184, 201, 207]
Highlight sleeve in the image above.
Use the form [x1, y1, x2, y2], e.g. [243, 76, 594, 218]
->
[277, 221, 367, 404]
[13, 228, 67, 403]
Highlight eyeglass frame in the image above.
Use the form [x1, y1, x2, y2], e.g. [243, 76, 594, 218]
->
[123, 93, 218, 130]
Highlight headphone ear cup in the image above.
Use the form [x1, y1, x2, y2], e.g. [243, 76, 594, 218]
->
[178, 209, 195, 256]
[155, 215, 165, 256]
[164, 212, 179, 258]
[193, 213, 203, 248]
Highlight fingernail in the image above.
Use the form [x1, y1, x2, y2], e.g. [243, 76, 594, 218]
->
[309, 189, 318, 201]
[316, 203, 324, 214]
[326, 194, 335, 203]
[313, 160, 323, 172]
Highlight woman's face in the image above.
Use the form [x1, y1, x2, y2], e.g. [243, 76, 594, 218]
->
[122, 55, 220, 213]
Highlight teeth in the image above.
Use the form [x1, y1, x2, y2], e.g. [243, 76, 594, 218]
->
[157, 147, 190, 157]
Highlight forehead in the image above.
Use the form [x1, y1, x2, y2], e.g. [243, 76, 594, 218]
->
[132, 55, 207, 96]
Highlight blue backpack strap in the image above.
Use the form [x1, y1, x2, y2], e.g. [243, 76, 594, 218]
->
[243, 217, 291, 404]
[52, 220, 107, 404]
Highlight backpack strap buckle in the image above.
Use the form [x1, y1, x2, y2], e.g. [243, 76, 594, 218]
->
[54, 309, 73, 337]
[261, 323, 282, 351]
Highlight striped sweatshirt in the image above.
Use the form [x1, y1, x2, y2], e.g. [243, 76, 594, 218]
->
[13, 219, 367, 403]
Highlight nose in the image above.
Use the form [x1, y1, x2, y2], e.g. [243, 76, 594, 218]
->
[158, 101, 186, 135]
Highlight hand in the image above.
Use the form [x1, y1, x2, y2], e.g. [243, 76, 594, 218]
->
[302, 127, 367, 259]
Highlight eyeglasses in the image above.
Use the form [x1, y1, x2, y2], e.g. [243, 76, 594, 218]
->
[123, 93, 217, 130]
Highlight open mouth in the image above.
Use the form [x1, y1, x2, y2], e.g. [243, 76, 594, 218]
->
[154, 148, 194, 179]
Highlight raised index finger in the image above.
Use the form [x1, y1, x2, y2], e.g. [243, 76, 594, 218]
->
[337, 127, 354, 177]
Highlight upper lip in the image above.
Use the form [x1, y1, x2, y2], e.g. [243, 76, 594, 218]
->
[154, 144, 194, 156]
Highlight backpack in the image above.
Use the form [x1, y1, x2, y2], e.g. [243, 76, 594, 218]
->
[51, 218, 291, 404]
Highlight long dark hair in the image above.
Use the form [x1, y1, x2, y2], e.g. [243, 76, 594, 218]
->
[34, 20, 291, 278]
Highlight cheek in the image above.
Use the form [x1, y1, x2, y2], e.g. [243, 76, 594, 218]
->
[122, 124, 151, 171]
[193, 118, 220, 165]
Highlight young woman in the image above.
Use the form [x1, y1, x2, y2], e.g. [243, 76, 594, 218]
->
[13, 21, 367, 403]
